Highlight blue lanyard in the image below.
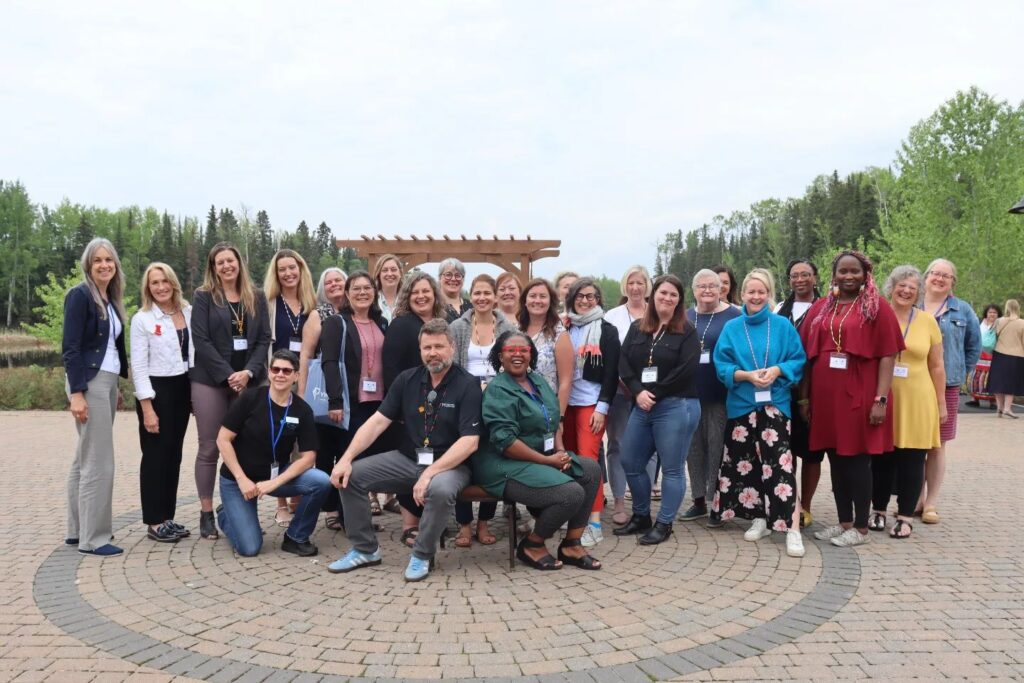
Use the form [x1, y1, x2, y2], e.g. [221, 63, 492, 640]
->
[901, 307, 916, 340]
[931, 296, 950, 320]
[267, 391, 293, 456]
[524, 376, 552, 432]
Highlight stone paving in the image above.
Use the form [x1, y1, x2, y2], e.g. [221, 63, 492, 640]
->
[1, 409, 1022, 682]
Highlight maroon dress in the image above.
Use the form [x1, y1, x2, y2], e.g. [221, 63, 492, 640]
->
[800, 297, 904, 456]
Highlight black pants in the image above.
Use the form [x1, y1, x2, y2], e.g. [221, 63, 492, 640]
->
[871, 448, 926, 517]
[455, 500, 496, 525]
[829, 453, 872, 529]
[136, 374, 191, 526]
[504, 458, 603, 538]
[314, 423, 346, 513]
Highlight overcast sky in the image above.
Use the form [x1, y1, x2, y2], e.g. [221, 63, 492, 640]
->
[2, 2, 1021, 280]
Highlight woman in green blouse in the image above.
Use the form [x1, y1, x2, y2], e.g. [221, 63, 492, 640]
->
[473, 331, 603, 571]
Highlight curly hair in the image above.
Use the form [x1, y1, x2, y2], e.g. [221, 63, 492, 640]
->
[488, 330, 538, 373]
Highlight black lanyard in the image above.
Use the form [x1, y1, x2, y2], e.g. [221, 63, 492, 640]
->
[420, 380, 449, 448]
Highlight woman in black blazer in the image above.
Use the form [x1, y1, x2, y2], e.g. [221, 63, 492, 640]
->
[190, 242, 271, 539]
[62, 238, 129, 557]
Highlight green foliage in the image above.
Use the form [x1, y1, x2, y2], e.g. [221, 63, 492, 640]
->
[0, 366, 135, 410]
[594, 275, 621, 307]
[22, 269, 81, 346]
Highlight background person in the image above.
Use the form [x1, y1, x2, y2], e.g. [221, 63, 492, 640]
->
[130, 262, 193, 544]
[713, 265, 739, 307]
[373, 254, 404, 323]
[190, 242, 271, 540]
[553, 271, 579, 313]
[968, 304, 1001, 409]
[495, 272, 522, 322]
[298, 267, 346, 394]
[63, 238, 128, 557]
[438, 258, 471, 322]
[989, 299, 1024, 418]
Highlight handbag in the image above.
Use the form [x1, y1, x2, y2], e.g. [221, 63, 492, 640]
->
[304, 315, 350, 430]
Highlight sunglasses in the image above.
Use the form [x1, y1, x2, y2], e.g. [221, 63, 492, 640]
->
[269, 366, 296, 376]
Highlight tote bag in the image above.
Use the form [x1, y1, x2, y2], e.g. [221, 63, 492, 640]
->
[304, 315, 350, 430]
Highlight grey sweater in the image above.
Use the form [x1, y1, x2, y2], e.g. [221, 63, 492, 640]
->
[449, 308, 520, 369]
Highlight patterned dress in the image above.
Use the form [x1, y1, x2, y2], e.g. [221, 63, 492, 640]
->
[531, 322, 565, 395]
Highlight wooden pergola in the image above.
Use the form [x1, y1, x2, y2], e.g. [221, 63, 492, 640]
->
[335, 234, 561, 281]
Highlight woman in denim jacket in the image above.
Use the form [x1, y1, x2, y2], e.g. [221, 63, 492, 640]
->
[917, 259, 980, 524]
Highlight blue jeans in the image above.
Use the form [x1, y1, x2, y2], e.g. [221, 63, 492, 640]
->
[621, 397, 700, 524]
[218, 469, 332, 557]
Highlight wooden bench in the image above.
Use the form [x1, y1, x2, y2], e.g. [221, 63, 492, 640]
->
[441, 485, 520, 570]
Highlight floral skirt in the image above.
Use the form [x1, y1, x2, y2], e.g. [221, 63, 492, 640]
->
[712, 405, 797, 532]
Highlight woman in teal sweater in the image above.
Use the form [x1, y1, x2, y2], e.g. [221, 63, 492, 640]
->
[473, 331, 603, 571]
[712, 269, 807, 558]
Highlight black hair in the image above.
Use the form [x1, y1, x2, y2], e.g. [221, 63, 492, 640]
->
[777, 258, 821, 326]
[488, 330, 538, 373]
[271, 349, 299, 370]
[984, 303, 1002, 318]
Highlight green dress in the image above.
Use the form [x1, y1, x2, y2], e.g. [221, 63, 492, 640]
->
[472, 370, 585, 497]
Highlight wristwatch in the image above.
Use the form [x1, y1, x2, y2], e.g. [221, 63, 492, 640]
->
[873, 395, 887, 405]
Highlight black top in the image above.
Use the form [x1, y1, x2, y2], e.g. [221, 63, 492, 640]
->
[382, 313, 426, 388]
[219, 386, 318, 482]
[444, 299, 472, 323]
[573, 320, 621, 406]
[619, 321, 700, 400]
[272, 296, 307, 352]
[378, 364, 483, 462]
[322, 312, 389, 410]
[190, 289, 271, 387]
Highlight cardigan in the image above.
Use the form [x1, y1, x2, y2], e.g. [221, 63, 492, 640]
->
[62, 283, 128, 394]
[448, 308, 519, 369]
[189, 288, 271, 387]
[321, 312, 388, 410]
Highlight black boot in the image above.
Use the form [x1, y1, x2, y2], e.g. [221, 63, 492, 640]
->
[613, 514, 652, 536]
[200, 510, 218, 540]
[639, 521, 673, 545]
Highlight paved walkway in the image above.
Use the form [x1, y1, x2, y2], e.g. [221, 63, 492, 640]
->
[1, 410, 1022, 682]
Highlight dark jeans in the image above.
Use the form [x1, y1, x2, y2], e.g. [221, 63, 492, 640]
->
[136, 374, 191, 525]
[871, 448, 926, 517]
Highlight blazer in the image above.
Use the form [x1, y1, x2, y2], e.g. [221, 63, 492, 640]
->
[321, 312, 389, 410]
[62, 283, 128, 394]
[130, 304, 195, 400]
[189, 288, 271, 387]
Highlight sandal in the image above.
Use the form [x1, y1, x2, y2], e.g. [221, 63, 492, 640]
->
[382, 495, 402, 514]
[557, 538, 602, 570]
[516, 537, 562, 571]
[455, 527, 473, 548]
[275, 507, 293, 527]
[921, 507, 939, 524]
[868, 512, 886, 531]
[890, 519, 913, 539]
[476, 525, 497, 545]
[369, 494, 383, 516]
[612, 510, 629, 525]
[800, 510, 813, 528]
[325, 514, 343, 531]
[401, 527, 419, 548]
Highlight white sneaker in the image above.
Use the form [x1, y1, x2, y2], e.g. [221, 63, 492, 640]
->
[580, 524, 603, 547]
[830, 528, 870, 547]
[813, 524, 845, 541]
[743, 518, 770, 541]
[786, 530, 805, 557]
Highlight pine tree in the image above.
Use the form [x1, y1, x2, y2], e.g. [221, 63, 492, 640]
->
[202, 205, 218, 255]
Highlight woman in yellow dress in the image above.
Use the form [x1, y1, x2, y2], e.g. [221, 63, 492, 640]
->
[870, 266, 946, 539]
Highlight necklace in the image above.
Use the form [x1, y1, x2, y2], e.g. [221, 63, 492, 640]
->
[828, 296, 859, 353]
[696, 309, 718, 352]
[742, 317, 771, 370]
[471, 312, 496, 345]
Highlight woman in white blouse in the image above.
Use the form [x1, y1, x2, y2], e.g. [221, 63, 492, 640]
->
[130, 263, 194, 544]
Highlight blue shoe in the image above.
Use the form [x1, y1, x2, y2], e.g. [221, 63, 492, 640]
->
[78, 544, 123, 557]
[404, 555, 434, 582]
[327, 547, 382, 574]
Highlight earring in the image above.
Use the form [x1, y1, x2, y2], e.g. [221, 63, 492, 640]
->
[859, 283, 865, 293]
[831, 284, 839, 297]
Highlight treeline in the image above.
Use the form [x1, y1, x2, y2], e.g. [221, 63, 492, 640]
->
[0, 191, 367, 327]
[656, 87, 1024, 309]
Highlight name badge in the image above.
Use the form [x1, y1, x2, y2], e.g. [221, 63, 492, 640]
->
[233, 336, 248, 351]
[416, 448, 433, 466]
[829, 352, 848, 370]
[362, 378, 378, 393]
[641, 366, 658, 383]
[543, 433, 555, 453]
[288, 336, 302, 353]
[754, 388, 772, 403]
[285, 416, 299, 424]
[893, 364, 909, 378]
[270, 464, 279, 479]
[700, 352, 711, 364]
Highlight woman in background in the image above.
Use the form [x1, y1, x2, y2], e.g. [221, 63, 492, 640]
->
[989, 299, 1024, 418]
[713, 265, 739, 307]
[373, 254, 404, 323]
[968, 304, 1001, 409]
[495, 272, 522, 322]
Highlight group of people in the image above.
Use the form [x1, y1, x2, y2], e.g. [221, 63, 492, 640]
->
[62, 237, 1021, 580]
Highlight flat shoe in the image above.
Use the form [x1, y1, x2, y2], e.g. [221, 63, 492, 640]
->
[611, 510, 629, 525]
[557, 539, 601, 570]
[516, 538, 561, 570]
[921, 507, 939, 524]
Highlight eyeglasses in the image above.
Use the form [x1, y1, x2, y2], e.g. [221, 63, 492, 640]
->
[503, 346, 531, 355]
[928, 271, 955, 281]
[441, 272, 463, 281]
[269, 366, 295, 376]
[575, 292, 597, 302]
[695, 284, 719, 291]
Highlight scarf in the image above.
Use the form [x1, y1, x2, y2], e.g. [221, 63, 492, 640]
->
[566, 307, 605, 369]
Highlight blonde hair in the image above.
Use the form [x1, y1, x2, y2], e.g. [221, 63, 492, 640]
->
[140, 262, 186, 312]
[264, 249, 316, 314]
[620, 265, 653, 299]
[199, 242, 257, 316]
[741, 268, 776, 309]
[1005, 299, 1020, 319]
[79, 237, 126, 322]
[372, 254, 404, 292]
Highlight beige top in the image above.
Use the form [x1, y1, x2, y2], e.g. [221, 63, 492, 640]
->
[994, 317, 1024, 357]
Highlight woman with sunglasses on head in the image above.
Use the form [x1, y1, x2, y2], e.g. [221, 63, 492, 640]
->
[191, 242, 271, 540]
[130, 262, 194, 544]
[473, 331, 603, 570]
[563, 277, 621, 547]
[438, 258, 471, 323]
[917, 259, 980, 524]
[774, 259, 822, 528]
[373, 254, 404, 323]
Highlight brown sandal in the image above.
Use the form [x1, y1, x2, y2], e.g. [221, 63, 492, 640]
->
[369, 494, 383, 516]
[476, 525, 497, 545]
[455, 527, 473, 548]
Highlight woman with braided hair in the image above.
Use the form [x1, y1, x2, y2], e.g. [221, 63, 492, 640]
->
[797, 251, 904, 548]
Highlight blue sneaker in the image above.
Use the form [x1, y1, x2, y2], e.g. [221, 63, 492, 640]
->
[78, 544, 123, 557]
[404, 555, 434, 582]
[327, 547, 382, 574]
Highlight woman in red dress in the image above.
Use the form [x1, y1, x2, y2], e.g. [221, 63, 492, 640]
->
[798, 251, 904, 548]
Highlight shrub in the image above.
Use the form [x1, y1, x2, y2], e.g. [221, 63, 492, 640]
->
[0, 367, 136, 411]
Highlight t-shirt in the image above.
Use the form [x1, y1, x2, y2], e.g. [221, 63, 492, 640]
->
[378, 364, 483, 462]
[686, 306, 741, 403]
[219, 386, 318, 482]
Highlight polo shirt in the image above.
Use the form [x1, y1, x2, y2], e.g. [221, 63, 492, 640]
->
[219, 386, 318, 482]
[379, 363, 483, 462]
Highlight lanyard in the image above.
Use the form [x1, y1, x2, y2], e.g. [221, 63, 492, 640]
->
[742, 318, 771, 370]
[647, 326, 668, 366]
[931, 295, 951, 320]
[227, 300, 246, 336]
[524, 376, 551, 432]
[897, 307, 916, 363]
[267, 391, 293, 456]
[696, 310, 717, 352]
[420, 381, 449, 447]
[828, 296, 859, 353]
[353, 319, 379, 375]
[280, 296, 305, 336]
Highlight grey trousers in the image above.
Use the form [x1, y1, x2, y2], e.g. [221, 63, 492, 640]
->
[66, 371, 119, 551]
[340, 449, 470, 560]
[685, 400, 728, 502]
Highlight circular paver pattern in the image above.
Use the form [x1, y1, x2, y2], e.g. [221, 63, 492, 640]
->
[35, 499, 860, 682]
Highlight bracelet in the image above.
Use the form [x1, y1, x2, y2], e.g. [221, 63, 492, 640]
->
[797, 398, 809, 406]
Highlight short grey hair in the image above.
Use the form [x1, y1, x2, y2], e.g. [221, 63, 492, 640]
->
[316, 267, 347, 306]
[418, 317, 454, 344]
[691, 268, 721, 291]
[883, 265, 924, 298]
[437, 257, 465, 278]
